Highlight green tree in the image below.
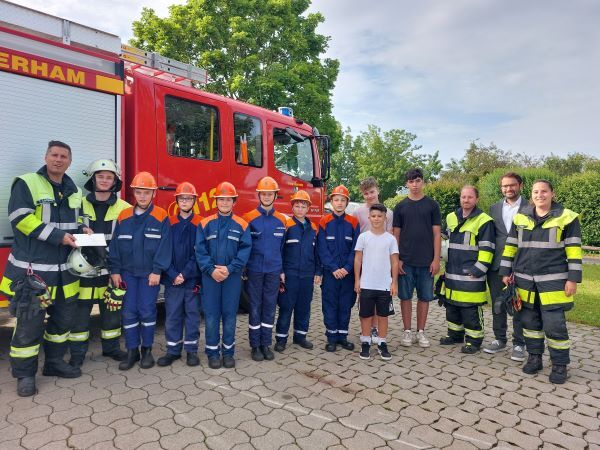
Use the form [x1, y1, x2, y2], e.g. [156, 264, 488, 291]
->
[442, 141, 513, 184]
[329, 126, 360, 199]
[130, 0, 340, 144]
[354, 125, 442, 201]
[543, 152, 598, 177]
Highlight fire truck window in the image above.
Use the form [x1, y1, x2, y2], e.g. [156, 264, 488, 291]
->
[234, 113, 262, 167]
[273, 128, 314, 182]
[165, 95, 220, 161]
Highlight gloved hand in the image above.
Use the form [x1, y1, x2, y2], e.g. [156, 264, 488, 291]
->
[104, 285, 126, 312]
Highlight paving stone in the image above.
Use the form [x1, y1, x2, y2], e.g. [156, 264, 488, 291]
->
[452, 426, 496, 449]
[515, 419, 544, 437]
[237, 419, 269, 438]
[67, 425, 115, 449]
[23, 416, 53, 433]
[250, 429, 295, 449]
[558, 421, 588, 439]
[464, 391, 501, 408]
[151, 418, 182, 436]
[280, 420, 313, 438]
[21, 425, 70, 450]
[500, 390, 539, 409]
[49, 404, 93, 425]
[7, 404, 52, 424]
[399, 405, 438, 425]
[173, 406, 215, 427]
[256, 408, 296, 428]
[160, 427, 205, 449]
[109, 418, 140, 435]
[473, 419, 502, 435]
[439, 406, 479, 426]
[323, 421, 357, 439]
[215, 407, 255, 429]
[387, 434, 432, 449]
[91, 405, 133, 426]
[342, 429, 386, 449]
[519, 408, 561, 428]
[538, 392, 577, 410]
[478, 407, 519, 427]
[540, 428, 588, 449]
[114, 426, 160, 449]
[497, 427, 542, 449]
[586, 430, 600, 445]
[131, 405, 173, 426]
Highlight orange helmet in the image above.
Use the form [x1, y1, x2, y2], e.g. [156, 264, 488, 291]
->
[214, 181, 238, 198]
[130, 172, 158, 190]
[290, 190, 311, 206]
[256, 176, 279, 192]
[329, 185, 350, 200]
[174, 181, 198, 197]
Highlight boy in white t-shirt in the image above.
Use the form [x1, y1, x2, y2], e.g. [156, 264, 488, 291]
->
[354, 204, 399, 360]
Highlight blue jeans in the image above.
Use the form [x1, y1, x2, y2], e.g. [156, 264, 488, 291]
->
[201, 272, 241, 358]
[275, 275, 314, 344]
[399, 264, 434, 301]
[122, 273, 160, 349]
[164, 285, 201, 355]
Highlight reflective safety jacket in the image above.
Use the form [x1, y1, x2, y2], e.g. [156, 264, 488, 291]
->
[164, 213, 203, 287]
[195, 213, 252, 275]
[317, 213, 360, 274]
[78, 194, 131, 299]
[283, 216, 322, 279]
[243, 206, 287, 274]
[1, 166, 82, 301]
[108, 204, 172, 277]
[499, 203, 582, 310]
[444, 208, 495, 307]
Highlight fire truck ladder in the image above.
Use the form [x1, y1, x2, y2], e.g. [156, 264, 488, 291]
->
[121, 44, 208, 86]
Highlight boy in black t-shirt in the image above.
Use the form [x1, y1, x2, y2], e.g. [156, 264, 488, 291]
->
[392, 168, 442, 348]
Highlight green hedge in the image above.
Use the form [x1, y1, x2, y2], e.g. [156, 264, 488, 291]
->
[424, 179, 462, 228]
[383, 194, 406, 210]
[556, 171, 600, 246]
[477, 167, 561, 213]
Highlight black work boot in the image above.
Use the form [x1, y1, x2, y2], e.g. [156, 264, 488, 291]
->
[186, 353, 200, 367]
[69, 354, 85, 369]
[325, 342, 337, 352]
[119, 348, 140, 371]
[549, 365, 568, 384]
[17, 377, 37, 397]
[338, 339, 355, 351]
[294, 339, 314, 350]
[251, 347, 264, 361]
[102, 346, 128, 362]
[260, 345, 275, 361]
[274, 341, 286, 353]
[42, 359, 82, 378]
[157, 353, 181, 367]
[522, 353, 543, 375]
[140, 347, 155, 369]
[222, 355, 235, 368]
[440, 336, 463, 345]
[208, 357, 222, 369]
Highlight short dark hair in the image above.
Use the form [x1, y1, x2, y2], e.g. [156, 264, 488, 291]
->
[405, 168, 423, 182]
[500, 172, 523, 185]
[46, 140, 72, 158]
[369, 203, 387, 214]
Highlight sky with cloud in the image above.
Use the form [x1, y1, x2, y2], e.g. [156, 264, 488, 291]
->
[10, 0, 600, 162]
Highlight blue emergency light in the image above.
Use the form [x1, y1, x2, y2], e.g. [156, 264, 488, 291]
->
[278, 106, 294, 117]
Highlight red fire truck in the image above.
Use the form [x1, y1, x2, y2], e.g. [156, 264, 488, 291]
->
[0, 0, 331, 306]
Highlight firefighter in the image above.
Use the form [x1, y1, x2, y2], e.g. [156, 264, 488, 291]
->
[440, 185, 495, 354]
[243, 177, 288, 362]
[68, 159, 130, 368]
[1, 141, 82, 397]
[108, 171, 171, 370]
[157, 182, 203, 367]
[500, 179, 582, 384]
[317, 185, 360, 352]
[274, 190, 322, 352]
[196, 182, 251, 369]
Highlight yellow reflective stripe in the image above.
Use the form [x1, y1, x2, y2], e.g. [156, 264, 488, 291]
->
[101, 328, 121, 339]
[16, 214, 43, 235]
[446, 212, 458, 232]
[503, 245, 517, 258]
[478, 250, 493, 264]
[43, 331, 69, 343]
[446, 289, 487, 303]
[79, 286, 107, 300]
[10, 344, 40, 358]
[523, 328, 545, 339]
[68, 331, 89, 342]
[63, 280, 80, 299]
[465, 328, 484, 338]
[539, 290, 573, 306]
[514, 214, 534, 230]
[447, 321, 465, 331]
[547, 338, 571, 350]
[565, 246, 582, 260]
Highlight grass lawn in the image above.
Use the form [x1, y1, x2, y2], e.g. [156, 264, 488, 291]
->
[566, 264, 600, 327]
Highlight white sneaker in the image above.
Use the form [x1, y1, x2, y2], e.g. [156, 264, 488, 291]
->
[416, 331, 430, 348]
[401, 330, 413, 347]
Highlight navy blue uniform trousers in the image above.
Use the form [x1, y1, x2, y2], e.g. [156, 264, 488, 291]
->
[164, 285, 201, 355]
[275, 275, 314, 344]
[246, 271, 280, 347]
[321, 272, 355, 344]
[122, 273, 160, 349]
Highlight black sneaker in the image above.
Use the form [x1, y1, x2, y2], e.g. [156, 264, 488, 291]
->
[460, 344, 480, 354]
[378, 342, 391, 361]
[359, 342, 371, 360]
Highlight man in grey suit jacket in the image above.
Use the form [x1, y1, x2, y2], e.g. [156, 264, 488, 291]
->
[483, 172, 526, 361]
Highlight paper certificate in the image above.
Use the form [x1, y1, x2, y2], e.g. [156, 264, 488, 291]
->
[73, 233, 107, 247]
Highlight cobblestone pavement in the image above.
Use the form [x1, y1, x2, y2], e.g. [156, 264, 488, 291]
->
[0, 293, 599, 450]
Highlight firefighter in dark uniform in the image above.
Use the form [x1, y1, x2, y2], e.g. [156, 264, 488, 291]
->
[0, 141, 83, 397]
[68, 159, 130, 368]
[500, 179, 582, 384]
[440, 185, 495, 354]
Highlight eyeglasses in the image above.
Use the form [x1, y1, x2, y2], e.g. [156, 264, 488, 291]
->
[178, 197, 196, 202]
[501, 184, 519, 189]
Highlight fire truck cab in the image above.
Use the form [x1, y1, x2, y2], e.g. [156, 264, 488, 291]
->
[0, 0, 330, 306]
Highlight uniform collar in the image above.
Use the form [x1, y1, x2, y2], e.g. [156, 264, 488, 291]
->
[522, 202, 564, 220]
[456, 207, 481, 222]
[258, 205, 275, 216]
[37, 165, 78, 196]
[86, 192, 117, 206]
